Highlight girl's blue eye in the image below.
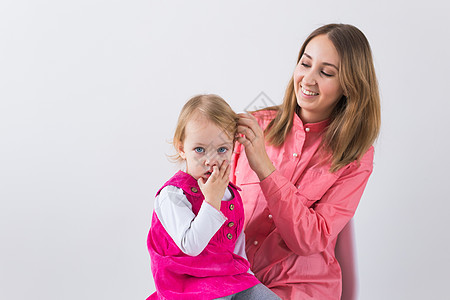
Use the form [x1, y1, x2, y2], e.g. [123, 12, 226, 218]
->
[218, 147, 228, 154]
[194, 147, 205, 153]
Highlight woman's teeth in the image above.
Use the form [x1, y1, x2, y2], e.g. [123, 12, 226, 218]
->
[302, 87, 319, 96]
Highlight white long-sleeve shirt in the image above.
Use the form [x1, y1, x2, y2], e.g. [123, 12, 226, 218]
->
[154, 185, 249, 260]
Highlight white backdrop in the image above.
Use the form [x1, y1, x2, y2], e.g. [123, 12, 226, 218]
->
[1, 1, 449, 299]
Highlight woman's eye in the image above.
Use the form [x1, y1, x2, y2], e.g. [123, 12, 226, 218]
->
[217, 147, 228, 154]
[194, 147, 205, 153]
[321, 71, 332, 77]
[301, 62, 310, 68]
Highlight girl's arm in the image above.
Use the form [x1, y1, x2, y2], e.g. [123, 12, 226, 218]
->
[234, 231, 254, 275]
[155, 185, 227, 256]
[233, 230, 248, 259]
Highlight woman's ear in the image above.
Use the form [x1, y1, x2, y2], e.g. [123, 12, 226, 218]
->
[342, 87, 348, 97]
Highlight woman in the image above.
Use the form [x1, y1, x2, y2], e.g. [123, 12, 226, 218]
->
[231, 24, 380, 299]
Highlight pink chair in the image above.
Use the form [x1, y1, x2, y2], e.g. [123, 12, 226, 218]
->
[335, 219, 358, 300]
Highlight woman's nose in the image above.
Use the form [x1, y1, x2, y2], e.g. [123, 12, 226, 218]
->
[302, 70, 316, 86]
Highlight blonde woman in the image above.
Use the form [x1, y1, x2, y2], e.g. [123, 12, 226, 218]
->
[232, 24, 381, 299]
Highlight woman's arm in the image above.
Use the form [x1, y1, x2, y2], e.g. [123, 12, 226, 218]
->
[236, 113, 275, 181]
[239, 114, 373, 255]
[259, 149, 373, 256]
[237, 111, 373, 256]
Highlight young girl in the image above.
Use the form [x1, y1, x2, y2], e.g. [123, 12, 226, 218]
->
[147, 94, 280, 300]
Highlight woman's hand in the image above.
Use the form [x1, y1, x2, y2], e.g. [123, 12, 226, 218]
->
[198, 160, 230, 211]
[237, 113, 275, 181]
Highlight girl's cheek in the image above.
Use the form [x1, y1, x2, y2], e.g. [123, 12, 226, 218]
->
[219, 157, 230, 165]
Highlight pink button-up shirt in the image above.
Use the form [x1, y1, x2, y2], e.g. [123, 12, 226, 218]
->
[231, 110, 373, 300]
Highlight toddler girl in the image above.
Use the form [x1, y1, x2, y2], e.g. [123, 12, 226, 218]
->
[147, 94, 280, 299]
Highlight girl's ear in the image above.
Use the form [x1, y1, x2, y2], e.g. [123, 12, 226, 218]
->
[177, 142, 186, 160]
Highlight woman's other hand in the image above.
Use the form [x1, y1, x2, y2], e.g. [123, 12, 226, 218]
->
[237, 113, 275, 181]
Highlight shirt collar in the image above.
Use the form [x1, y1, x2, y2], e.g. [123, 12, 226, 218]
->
[293, 112, 330, 133]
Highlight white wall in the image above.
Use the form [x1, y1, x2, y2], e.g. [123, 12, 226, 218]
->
[1, 1, 449, 299]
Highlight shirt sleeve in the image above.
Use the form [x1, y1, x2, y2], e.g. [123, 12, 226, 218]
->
[259, 148, 374, 256]
[234, 231, 254, 274]
[155, 185, 227, 256]
[233, 230, 248, 259]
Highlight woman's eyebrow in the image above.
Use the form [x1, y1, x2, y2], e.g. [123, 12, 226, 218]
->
[303, 52, 339, 70]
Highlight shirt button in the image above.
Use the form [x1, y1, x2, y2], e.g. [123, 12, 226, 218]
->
[229, 204, 235, 211]
[268, 214, 273, 219]
[228, 222, 234, 227]
[293, 153, 298, 158]
[253, 240, 259, 246]
[235, 171, 239, 174]
[190, 187, 198, 193]
[227, 233, 233, 240]
[305, 127, 310, 132]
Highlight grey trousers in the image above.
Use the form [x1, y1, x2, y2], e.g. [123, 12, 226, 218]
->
[214, 283, 281, 300]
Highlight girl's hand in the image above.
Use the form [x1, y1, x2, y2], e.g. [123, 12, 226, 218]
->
[237, 113, 275, 181]
[198, 160, 230, 211]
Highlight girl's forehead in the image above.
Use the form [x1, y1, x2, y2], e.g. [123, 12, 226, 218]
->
[185, 114, 212, 129]
[184, 118, 234, 144]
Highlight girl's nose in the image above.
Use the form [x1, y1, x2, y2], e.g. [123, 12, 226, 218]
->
[205, 157, 218, 167]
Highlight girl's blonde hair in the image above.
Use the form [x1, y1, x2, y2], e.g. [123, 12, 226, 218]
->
[171, 94, 238, 162]
[264, 23, 381, 172]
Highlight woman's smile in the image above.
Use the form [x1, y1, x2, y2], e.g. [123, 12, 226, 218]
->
[301, 86, 319, 96]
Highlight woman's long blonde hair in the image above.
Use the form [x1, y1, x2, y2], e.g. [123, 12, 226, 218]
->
[264, 24, 381, 172]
